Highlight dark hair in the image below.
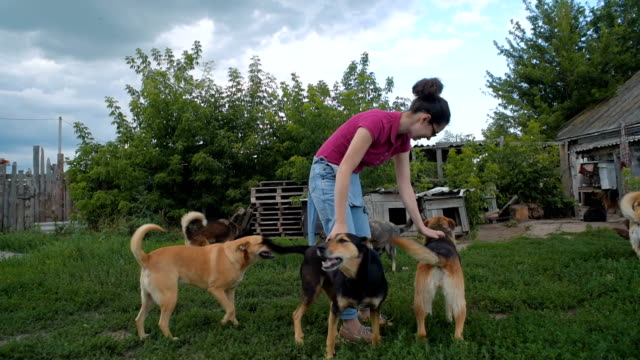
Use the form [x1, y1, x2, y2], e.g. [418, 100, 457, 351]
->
[409, 78, 451, 126]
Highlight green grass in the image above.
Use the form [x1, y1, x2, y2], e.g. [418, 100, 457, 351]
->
[1, 226, 639, 359]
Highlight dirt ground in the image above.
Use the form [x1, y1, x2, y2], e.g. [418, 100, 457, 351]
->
[457, 213, 627, 250]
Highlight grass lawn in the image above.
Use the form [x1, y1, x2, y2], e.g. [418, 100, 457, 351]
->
[0, 226, 639, 359]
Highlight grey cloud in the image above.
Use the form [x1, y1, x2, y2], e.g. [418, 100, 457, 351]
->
[0, 0, 399, 170]
[0, 0, 391, 61]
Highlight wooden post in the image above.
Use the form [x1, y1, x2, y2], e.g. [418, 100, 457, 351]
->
[9, 162, 17, 230]
[46, 158, 52, 221]
[16, 170, 25, 231]
[24, 170, 33, 230]
[33, 145, 41, 224]
[559, 141, 572, 198]
[56, 153, 64, 221]
[0, 163, 6, 231]
[40, 148, 45, 222]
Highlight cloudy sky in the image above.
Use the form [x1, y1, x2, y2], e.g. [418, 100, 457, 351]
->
[1, 0, 530, 171]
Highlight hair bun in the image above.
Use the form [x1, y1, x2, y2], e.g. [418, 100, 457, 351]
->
[412, 78, 443, 100]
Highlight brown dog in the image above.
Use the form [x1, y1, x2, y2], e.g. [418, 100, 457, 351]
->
[130, 224, 277, 340]
[181, 211, 243, 246]
[392, 216, 466, 340]
[619, 192, 640, 258]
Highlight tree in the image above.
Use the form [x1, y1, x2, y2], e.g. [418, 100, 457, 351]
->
[67, 45, 414, 228]
[587, 0, 640, 90]
[485, 0, 593, 139]
[485, 0, 640, 140]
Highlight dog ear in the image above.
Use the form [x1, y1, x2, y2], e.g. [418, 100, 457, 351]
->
[447, 218, 457, 229]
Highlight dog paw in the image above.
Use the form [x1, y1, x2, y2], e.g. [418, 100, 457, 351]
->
[171, 336, 179, 341]
[294, 336, 304, 344]
[138, 334, 149, 340]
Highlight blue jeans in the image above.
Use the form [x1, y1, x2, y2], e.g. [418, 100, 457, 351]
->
[307, 157, 371, 320]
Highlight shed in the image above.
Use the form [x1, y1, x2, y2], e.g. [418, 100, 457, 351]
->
[363, 188, 470, 236]
[556, 71, 640, 208]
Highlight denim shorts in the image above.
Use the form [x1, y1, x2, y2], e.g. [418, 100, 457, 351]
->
[307, 157, 371, 244]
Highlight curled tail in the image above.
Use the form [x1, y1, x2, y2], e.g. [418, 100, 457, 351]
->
[181, 211, 206, 243]
[130, 224, 165, 266]
[391, 236, 440, 265]
[620, 192, 640, 224]
[261, 237, 309, 255]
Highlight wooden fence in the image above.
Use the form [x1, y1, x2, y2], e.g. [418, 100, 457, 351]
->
[0, 146, 71, 232]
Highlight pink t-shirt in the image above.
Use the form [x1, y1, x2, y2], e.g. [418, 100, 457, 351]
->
[315, 109, 411, 173]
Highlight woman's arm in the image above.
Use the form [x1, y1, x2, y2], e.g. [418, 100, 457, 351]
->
[393, 151, 445, 239]
[327, 127, 373, 240]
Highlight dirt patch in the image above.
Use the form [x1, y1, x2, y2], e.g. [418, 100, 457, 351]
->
[458, 213, 627, 248]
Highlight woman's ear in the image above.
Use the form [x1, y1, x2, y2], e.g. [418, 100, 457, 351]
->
[421, 113, 432, 124]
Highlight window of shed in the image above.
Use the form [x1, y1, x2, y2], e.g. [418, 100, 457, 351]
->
[388, 208, 407, 225]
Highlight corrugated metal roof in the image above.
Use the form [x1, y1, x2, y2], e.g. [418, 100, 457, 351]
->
[557, 71, 640, 141]
[572, 135, 640, 152]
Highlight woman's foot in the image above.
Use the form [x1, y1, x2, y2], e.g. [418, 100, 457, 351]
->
[358, 309, 393, 326]
[339, 318, 372, 343]
[339, 324, 372, 343]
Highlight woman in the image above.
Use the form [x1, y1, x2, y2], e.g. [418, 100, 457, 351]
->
[306, 77, 450, 343]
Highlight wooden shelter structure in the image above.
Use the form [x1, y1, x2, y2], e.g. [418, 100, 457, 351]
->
[556, 71, 640, 208]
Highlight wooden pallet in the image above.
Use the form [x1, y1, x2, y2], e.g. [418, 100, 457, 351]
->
[250, 180, 308, 237]
[251, 187, 308, 204]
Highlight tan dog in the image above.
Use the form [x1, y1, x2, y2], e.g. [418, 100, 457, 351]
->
[392, 216, 466, 340]
[619, 192, 640, 258]
[130, 224, 276, 340]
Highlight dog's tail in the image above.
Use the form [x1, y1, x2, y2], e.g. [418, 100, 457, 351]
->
[181, 211, 207, 240]
[130, 224, 165, 266]
[391, 236, 440, 265]
[398, 218, 414, 234]
[261, 237, 309, 255]
[620, 191, 640, 224]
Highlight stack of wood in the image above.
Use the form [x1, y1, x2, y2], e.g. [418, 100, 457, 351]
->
[250, 180, 308, 237]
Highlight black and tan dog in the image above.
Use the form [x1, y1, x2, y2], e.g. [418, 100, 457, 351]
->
[181, 211, 244, 246]
[267, 234, 386, 359]
[369, 219, 412, 272]
[619, 191, 640, 258]
[268, 233, 441, 359]
[130, 224, 278, 340]
[392, 216, 466, 340]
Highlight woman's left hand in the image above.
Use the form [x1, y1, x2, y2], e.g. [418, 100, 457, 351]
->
[422, 227, 445, 239]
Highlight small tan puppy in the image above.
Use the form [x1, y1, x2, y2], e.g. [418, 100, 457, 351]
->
[619, 192, 640, 258]
[130, 224, 276, 340]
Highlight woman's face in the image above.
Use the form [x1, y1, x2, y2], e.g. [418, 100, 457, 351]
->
[411, 114, 446, 141]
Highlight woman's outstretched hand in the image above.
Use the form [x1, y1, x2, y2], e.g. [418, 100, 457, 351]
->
[422, 227, 445, 239]
[326, 223, 348, 241]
